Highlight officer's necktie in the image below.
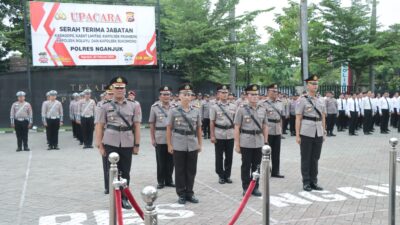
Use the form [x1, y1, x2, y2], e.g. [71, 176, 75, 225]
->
[368, 97, 372, 110]
[385, 97, 389, 109]
[341, 99, 343, 110]
[354, 99, 356, 112]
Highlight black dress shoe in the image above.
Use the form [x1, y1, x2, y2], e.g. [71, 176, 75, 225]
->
[186, 196, 199, 203]
[47, 146, 53, 150]
[271, 174, 285, 178]
[252, 188, 262, 197]
[326, 133, 332, 137]
[165, 183, 176, 187]
[79, 142, 84, 145]
[88, 145, 94, 148]
[364, 132, 372, 135]
[83, 146, 88, 149]
[225, 178, 233, 183]
[157, 184, 165, 189]
[281, 136, 286, 139]
[303, 184, 312, 192]
[121, 198, 132, 209]
[310, 183, 324, 190]
[178, 196, 186, 204]
[381, 131, 389, 134]
[104, 189, 109, 194]
[23, 148, 30, 151]
[330, 133, 336, 136]
[291, 133, 295, 136]
[219, 178, 225, 184]
[16, 148, 22, 152]
[53, 146, 60, 150]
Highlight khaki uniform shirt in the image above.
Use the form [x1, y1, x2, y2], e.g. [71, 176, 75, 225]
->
[97, 98, 142, 148]
[10, 101, 33, 124]
[296, 96, 326, 138]
[167, 105, 201, 151]
[77, 99, 96, 121]
[201, 100, 211, 119]
[262, 99, 283, 135]
[149, 101, 171, 144]
[41, 100, 63, 122]
[289, 99, 297, 116]
[234, 104, 268, 148]
[94, 100, 104, 124]
[69, 100, 77, 121]
[210, 101, 236, 140]
[325, 97, 338, 114]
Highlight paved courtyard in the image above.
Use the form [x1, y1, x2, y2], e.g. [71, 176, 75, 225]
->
[1, 128, 400, 225]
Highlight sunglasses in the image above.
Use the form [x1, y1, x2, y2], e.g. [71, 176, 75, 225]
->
[160, 93, 171, 96]
[308, 82, 318, 85]
[107, 93, 114, 95]
[114, 87, 125, 90]
[249, 93, 259, 96]
[218, 91, 229, 94]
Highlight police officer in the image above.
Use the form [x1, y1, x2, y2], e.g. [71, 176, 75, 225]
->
[295, 75, 326, 192]
[42, 90, 63, 150]
[325, 91, 338, 136]
[361, 91, 374, 135]
[210, 84, 237, 184]
[77, 89, 96, 149]
[75, 92, 85, 145]
[379, 91, 391, 133]
[234, 84, 269, 196]
[10, 91, 33, 151]
[201, 94, 211, 139]
[95, 85, 114, 194]
[149, 86, 175, 189]
[166, 84, 202, 204]
[289, 94, 299, 136]
[337, 93, 347, 132]
[346, 93, 359, 136]
[262, 84, 285, 178]
[43, 92, 51, 146]
[96, 76, 142, 209]
[69, 93, 79, 140]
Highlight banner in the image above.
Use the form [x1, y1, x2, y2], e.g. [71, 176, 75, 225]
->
[29, 2, 157, 66]
[341, 63, 352, 93]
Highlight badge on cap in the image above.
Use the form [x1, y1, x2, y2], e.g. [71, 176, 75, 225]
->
[222, 85, 227, 89]
[274, 84, 278, 88]
[164, 86, 169, 91]
[117, 77, 123, 83]
[313, 75, 318, 81]
[252, 85, 257, 91]
[185, 85, 190, 90]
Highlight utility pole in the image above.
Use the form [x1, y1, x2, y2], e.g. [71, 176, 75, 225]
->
[300, 0, 309, 85]
[229, 6, 237, 94]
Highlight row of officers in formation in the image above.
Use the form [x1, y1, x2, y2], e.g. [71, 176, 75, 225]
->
[11, 74, 393, 209]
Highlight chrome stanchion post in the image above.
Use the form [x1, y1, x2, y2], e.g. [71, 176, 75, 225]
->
[389, 138, 398, 225]
[141, 186, 158, 225]
[109, 152, 120, 225]
[262, 145, 271, 225]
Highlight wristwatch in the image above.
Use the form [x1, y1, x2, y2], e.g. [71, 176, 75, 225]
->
[134, 144, 140, 147]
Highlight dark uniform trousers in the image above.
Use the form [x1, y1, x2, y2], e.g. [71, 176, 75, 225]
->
[214, 139, 234, 179]
[15, 120, 29, 148]
[337, 110, 346, 131]
[202, 118, 210, 138]
[156, 144, 174, 185]
[173, 150, 198, 198]
[268, 135, 281, 175]
[102, 156, 109, 191]
[289, 115, 296, 135]
[81, 117, 94, 146]
[46, 118, 60, 147]
[72, 120, 78, 138]
[381, 109, 390, 132]
[349, 111, 358, 135]
[374, 107, 380, 126]
[76, 122, 84, 143]
[363, 109, 373, 133]
[241, 147, 261, 190]
[300, 135, 323, 185]
[391, 109, 398, 128]
[326, 114, 336, 134]
[282, 116, 288, 134]
[104, 145, 133, 191]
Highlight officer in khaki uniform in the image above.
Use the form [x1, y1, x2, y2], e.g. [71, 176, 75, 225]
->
[77, 89, 96, 148]
[96, 76, 141, 209]
[295, 75, 326, 192]
[69, 93, 79, 139]
[10, 91, 33, 151]
[149, 86, 175, 189]
[166, 84, 202, 205]
[262, 84, 285, 178]
[201, 94, 211, 139]
[210, 84, 237, 184]
[325, 91, 338, 136]
[234, 84, 269, 197]
[42, 90, 63, 150]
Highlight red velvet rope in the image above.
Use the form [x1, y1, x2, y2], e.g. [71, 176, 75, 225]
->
[227, 180, 257, 225]
[123, 188, 144, 220]
[115, 189, 124, 225]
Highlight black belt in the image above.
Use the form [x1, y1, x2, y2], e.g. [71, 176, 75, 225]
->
[268, 119, 281, 123]
[215, 124, 234, 130]
[303, 116, 321, 122]
[106, 124, 132, 131]
[240, 129, 262, 135]
[174, 129, 195, 136]
[155, 127, 166, 131]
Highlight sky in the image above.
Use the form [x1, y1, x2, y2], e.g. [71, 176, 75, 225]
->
[233, 0, 400, 42]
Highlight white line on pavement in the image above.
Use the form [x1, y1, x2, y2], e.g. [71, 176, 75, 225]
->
[196, 179, 279, 224]
[17, 150, 33, 225]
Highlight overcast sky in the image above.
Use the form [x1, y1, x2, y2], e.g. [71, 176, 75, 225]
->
[232, 0, 399, 42]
